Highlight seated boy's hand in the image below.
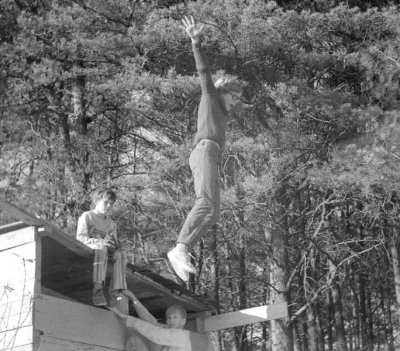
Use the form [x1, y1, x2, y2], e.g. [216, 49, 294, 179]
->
[104, 235, 117, 249]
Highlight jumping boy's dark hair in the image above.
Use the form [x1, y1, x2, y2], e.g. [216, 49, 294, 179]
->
[92, 188, 117, 205]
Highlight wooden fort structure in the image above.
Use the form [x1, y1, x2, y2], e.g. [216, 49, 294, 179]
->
[0, 201, 288, 351]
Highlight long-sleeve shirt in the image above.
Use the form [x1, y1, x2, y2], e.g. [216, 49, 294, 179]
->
[76, 211, 117, 250]
[192, 41, 227, 149]
[125, 316, 210, 351]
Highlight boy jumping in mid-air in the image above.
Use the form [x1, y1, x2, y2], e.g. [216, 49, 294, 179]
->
[168, 16, 244, 282]
[77, 188, 127, 306]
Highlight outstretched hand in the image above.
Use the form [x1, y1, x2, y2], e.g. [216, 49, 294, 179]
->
[180, 15, 204, 44]
[122, 289, 136, 302]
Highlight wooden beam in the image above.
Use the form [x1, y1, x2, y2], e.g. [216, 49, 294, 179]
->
[0, 221, 30, 235]
[0, 202, 43, 226]
[2, 344, 34, 351]
[202, 302, 288, 332]
[0, 326, 34, 350]
[0, 201, 92, 257]
[34, 294, 126, 350]
[35, 336, 123, 351]
[0, 226, 36, 252]
[0, 240, 38, 349]
[126, 270, 214, 313]
[0, 201, 214, 315]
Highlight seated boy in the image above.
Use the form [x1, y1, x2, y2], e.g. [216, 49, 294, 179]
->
[76, 188, 127, 306]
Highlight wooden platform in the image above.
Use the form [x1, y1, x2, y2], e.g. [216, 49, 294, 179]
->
[0, 201, 289, 351]
[0, 201, 217, 351]
[0, 201, 214, 319]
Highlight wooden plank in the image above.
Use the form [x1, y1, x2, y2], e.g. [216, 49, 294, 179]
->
[0, 297, 33, 331]
[0, 201, 91, 257]
[1, 240, 38, 336]
[0, 202, 43, 226]
[40, 286, 78, 302]
[0, 221, 30, 235]
[36, 336, 123, 351]
[2, 344, 33, 351]
[34, 294, 126, 350]
[0, 202, 214, 318]
[126, 270, 213, 313]
[0, 242, 38, 322]
[0, 242, 38, 295]
[0, 325, 33, 350]
[203, 302, 288, 332]
[33, 232, 41, 296]
[0, 226, 36, 252]
[194, 312, 212, 333]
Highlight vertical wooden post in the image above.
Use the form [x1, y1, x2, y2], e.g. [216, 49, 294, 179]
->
[32, 228, 42, 351]
[195, 311, 212, 334]
[0, 225, 41, 351]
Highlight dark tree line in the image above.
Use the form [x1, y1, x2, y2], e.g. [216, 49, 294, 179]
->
[1, 0, 400, 350]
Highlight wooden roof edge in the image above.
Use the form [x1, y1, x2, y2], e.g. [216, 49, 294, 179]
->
[0, 201, 217, 312]
[0, 200, 92, 256]
[0, 221, 30, 234]
[126, 268, 216, 313]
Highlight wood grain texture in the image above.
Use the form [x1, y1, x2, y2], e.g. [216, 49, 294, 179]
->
[203, 302, 288, 332]
[34, 294, 126, 350]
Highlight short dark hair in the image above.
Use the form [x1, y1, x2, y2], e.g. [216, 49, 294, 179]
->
[92, 188, 117, 204]
[166, 305, 187, 319]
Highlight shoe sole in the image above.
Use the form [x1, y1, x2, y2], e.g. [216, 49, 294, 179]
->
[168, 252, 190, 282]
[168, 251, 197, 274]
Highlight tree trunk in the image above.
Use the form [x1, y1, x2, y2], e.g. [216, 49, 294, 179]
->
[292, 320, 303, 351]
[270, 196, 293, 351]
[302, 318, 308, 351]
[315, 301, 324, 351]
[327, 292, 334, 351]
[72, 73, 91, 197]
[238, 230, 247, 350]
[330, 262, 347, 351]
[379, 281, 395, 351]
[262, 265, 270, 350]
[349, 267, 359, 351]
[359, 272, 369, 351]
[305, 251, 318, 351]
[210, 225, 223, 351]
[306, 303, 318, 351]
[388, 226, 400, 325]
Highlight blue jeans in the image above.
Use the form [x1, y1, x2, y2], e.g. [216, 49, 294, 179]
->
[177, 139, 221, 246]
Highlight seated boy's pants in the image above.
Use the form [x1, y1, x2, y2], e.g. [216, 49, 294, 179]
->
[93, 247, 127, 291]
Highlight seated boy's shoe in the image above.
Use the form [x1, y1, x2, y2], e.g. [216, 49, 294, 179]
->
[167, 249, 196, 281]
[92, 288, 107, 306]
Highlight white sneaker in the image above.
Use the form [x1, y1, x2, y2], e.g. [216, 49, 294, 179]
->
[167, 249, 196, 282]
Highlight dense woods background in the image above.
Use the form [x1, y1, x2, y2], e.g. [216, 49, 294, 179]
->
[1, 0, 400, 350]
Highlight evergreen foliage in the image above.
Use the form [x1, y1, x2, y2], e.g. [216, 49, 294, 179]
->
[1, 0, 400, 349]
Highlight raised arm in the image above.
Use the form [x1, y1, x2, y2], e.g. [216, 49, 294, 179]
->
[180, 16, 216, 95]
[109, 306, 209, 350]
[126, 316, 191, 347]
[123, 289, 158, 325]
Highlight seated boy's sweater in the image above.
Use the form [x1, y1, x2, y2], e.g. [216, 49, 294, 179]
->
[76, 211, 117, 250]
[192, 41, 227, 150]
